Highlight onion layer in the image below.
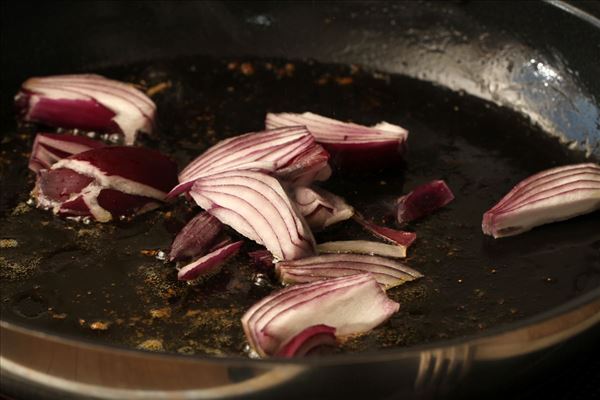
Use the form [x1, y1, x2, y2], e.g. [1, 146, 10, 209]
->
[353, 215, 417, 248]
[16, 74, 156, 145]
[276, 253, 423, 289]
[248, 249, 275, 268]
[266, 112, 408, 170]
[177, 241, 243, 281]
[396, 180, 455, 224]
[317, 240, 407, 258]
[169, 211, 224, 261]
[241, 273, 399, 357]
[33, 146, 177, 222]
[189, 170, 316, 260]
[292, 186, 354, 231]
[171, 127, 330, 197]
[275, 145, 332, 187]
[483, 163, 600, 238]
[275, 325, 337, 358]
[29, 133, 105, 173]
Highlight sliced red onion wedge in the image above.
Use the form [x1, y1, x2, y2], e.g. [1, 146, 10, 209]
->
[266, 112, 408, 170]
[169, 211, 224, 261]
[275, 325, 337, 358]
[33, 146, 178, 222]
[29, 133, 105, 173]
[177, 240, 243, 281]
[482, 163, 600, 238]
[241, 273, 399, 357]
[16, 74, 156, 145]
[189, 170, 316, 260]
[353, 215, 417, 248]
[172, 127, 330, 197]
[276, 253, 422, 289]
[248, 249, 275, 268]
[396, 180, 455, 224]
[317, 240, 407, 258]
[292, 186, 354, 231]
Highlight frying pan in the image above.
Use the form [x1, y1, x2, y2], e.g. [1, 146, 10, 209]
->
[1, 1, 599, 399]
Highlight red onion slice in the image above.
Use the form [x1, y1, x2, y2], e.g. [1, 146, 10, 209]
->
[292, 186, 354, 231]
[396, 180, 455, 224]
[169, 211, 224, 261]
[266, 112, 408, 170]
[177, 240, 243, 281]
[248, 249, 275, 268]
[33, 146, 178, 222]
[317, 240, 407, 258]
[173, 127, 330, 197]
[353, 215, 417, 248]
[29, 133, 105, 173]
[276, 253, 423, 289]
[483, 163, 600, 238]
[189, 170, 316, 260]
[241, 273, 399, 357]
[275, 325, 337, 358]
[16, 74, 156, 144]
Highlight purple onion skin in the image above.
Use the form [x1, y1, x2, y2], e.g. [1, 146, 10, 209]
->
[169, 212, 224, 262]
[69, 147, 178, 193]
[397, 180, 454, 224]
[323, 141, 406, 171]
[17, 91, 120, 133]
[275, 325, 337, 358]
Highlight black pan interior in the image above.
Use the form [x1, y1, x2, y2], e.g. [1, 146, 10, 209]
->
[1, 56, 599, 357]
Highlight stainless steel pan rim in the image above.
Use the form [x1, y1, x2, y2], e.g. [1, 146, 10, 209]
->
[2, 284, 599, 399]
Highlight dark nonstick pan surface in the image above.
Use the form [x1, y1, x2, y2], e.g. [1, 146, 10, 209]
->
[1, 56, 599, 357]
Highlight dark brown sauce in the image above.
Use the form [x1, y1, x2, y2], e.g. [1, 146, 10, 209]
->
[1, 57, 598, 357]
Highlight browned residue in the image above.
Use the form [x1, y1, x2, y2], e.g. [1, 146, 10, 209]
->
[51, 312, 67, 320]
[335, 77, 353, 85]
[316, 75, 330, 85]
[137, 339, 164, 352]
[275, 63, 295, 79]
[0, 239, 18, 248]
[89, 321, 110, 331]
[146, 81, 172, 97]
[240, 62, 255, 76]
[184, 309, 203, 318]
[149, 307, 171, 319]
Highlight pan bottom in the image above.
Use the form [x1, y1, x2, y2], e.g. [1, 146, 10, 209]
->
[1, 56, 598, 357]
